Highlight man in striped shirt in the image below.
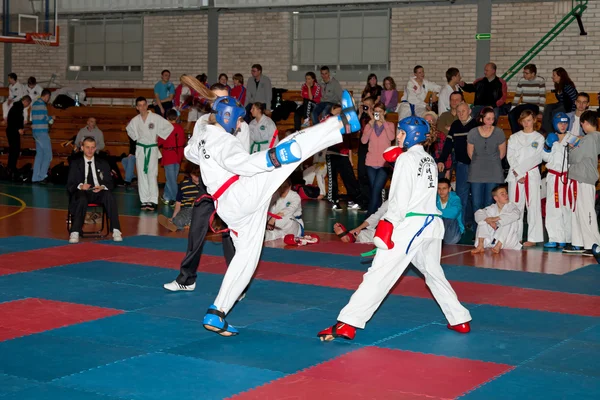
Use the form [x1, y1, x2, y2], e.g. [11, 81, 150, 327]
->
[31, 89, 53, 184]
[508, 64, 546, 133]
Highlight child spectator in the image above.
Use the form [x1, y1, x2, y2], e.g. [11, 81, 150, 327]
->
[563, 111, 600, 256]
[381, 76, 398, 112]
[158, 109, 186, 205]
[437, 178, 464, 244]
[158, 163, 202, 232]
[249, 102, 278, 153]
[231, 74, 246, 105]
[472, 185, 522, 254]
[294, 72, 322, 130]
[542, 113, 572, 248]
[506, 109, 544, 246]
[218, 73, 231, 93]
[264, 179, 303, 241]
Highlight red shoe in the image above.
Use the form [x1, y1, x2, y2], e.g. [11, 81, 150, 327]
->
[317, 322, 356, 341]
[447, 322, 471, 333]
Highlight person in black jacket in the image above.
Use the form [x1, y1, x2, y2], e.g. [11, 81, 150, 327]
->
[67, 136, 122, 244]
[461, 63, 507, 120]
[5, 95, 31, 178]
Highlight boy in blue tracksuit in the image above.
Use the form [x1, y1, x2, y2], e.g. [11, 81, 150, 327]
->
[437, 178, 464, 244]
[31, 89, 53, 183]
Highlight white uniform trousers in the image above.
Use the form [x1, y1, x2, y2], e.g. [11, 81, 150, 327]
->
[338, 227, 472, 329]
[508, 170, 543, 243]
[135, 146, 160, 204]
[475, 222, 522, 250]
[213, 117, 344, 313]
[303, 163, 326, 195]
[544, 173, 572, 244]
[571, 182, 600, 250]
[264, 218, 303, 241]
[356, 227, 375, 244]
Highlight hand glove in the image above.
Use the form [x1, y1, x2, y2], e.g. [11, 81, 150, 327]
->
[544, 133, 558, 153]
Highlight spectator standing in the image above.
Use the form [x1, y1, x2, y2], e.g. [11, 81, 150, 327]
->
[437, 91, 463, 135]
[5, 95, 31, 178]
[245, 64, 272, 121]
[461, 63, 507, 119]
[31, 89, 53, 184]
[154, 70, 175, 117]
[508, 64, 546, 133]
[438, 68, 462, 115]
[567, 92, 590, 137]
[158, 109, 186, 205]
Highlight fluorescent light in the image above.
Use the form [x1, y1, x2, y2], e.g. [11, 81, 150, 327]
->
[293, 11, 299, 14]
[291, 65, 298, 71]
[69, 66, 81, 71]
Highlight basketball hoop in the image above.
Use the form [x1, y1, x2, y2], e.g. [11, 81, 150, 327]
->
[26, 32, 54, 52]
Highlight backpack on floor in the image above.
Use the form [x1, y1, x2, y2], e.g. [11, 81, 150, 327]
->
[293, 184, 320, 200]
[50, 162, 70, 184]
[15, 163, 33, 183]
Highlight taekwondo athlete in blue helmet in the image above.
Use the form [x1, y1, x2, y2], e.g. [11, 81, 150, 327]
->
[542, 112, 573, 249]
[318, 116, 472, 342]
[182, 76, 361, 336]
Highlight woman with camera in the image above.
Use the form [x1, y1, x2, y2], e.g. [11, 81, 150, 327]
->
[361, 102, 396, 216]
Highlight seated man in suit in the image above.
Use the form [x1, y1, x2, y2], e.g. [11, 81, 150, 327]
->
[67, 136, 123, 244]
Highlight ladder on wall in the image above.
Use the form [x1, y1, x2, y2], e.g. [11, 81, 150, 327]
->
[501, 0, 588, 82]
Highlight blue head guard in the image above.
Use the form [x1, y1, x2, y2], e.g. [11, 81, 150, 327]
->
[398, 116, 431, 149]
[212, 96, 246, 134]
[552, 112, 570, 133]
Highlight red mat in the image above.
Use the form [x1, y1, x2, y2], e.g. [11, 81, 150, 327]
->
[0, 267, 19, 276]
[286, 240, 376, 257]
[0, 298, 123, 341]
[232, 346, 512, 400]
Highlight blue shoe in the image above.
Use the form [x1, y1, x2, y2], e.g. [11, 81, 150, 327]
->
[203, 305, 239, 336]
[338, 90, 360, 134]
[558, 243, 567, 248]
[544, 242, 558, 248]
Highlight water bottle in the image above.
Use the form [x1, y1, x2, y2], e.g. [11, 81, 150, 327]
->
[74, 93, 80, 107]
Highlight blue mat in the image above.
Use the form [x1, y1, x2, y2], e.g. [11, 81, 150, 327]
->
[0, 333, 143, 381]
[378, 324, 561, 365]
[0, 373, 41, 398]
[38, 261, 168, 284]
[0, 384, 120, 400]
[460, 367, 600, 400]
[524, 339, 600, 378]
[0, 236, 67, 255]
[166, 328, 354, 374]
[55, 352, 284, 400]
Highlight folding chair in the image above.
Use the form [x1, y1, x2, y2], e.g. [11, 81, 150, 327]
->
[66, 203, 110, 238]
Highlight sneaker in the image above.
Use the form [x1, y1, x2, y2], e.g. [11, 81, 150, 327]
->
[563, 245, 584, 254]
[331, 202, 340, 210]
[158, 215, 178, 232]
[301, 118, 310, 128]
[141, 202, 149, 210]
[348, 202, 361, 210]
[582, 249, 594, 257]
[160, 197, 170, 205]
[112, 229, 123, 242]
[69, 232, 79, 244]
[163, 280, 196, 291]
[544, 242, 558, 248]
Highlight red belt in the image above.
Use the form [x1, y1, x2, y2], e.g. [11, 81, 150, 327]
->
[548, 169, 576, 210]
[195, 175, 240, 236]
[515, 167, 537, 206]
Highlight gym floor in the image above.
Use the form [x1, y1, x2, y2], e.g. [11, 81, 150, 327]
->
[0, 182, 598, 400]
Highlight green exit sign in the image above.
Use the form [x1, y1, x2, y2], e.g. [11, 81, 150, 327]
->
[475, 33, 492, 40]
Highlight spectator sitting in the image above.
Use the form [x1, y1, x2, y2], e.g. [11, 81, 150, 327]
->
[567, 92, 590, 137]
[158, 163, 202, 232]
[361, 74, 383, 104]
[438, 67, 463, 115]
[508, 64, 546, 133]
[264, 179, 303, 241]
[437, 91, 463, 135]
[153, 69, 175, 117]
[231, 73, 246, 104]
[158, 109, 186, 205]
[249, 102, 278, 153]
[67, 136, 122, 244]
[311, 65, 342, 124]
[334, 200, 389, 243]
[381, 76, 398, 112]
[437, 178, 464, 245]
[121, 137, 137, 187]
[542, 67, 577, 133]
[74, 117, 105, 153]
[2, 72, 26, 125]
[472, 185, 522, 254]
[461, 62, 508, 119]
[24, 76, 43, 123]
[244, 64, 272, 122]
[398, 65, 441, 120]
[294, 71, 322, 131]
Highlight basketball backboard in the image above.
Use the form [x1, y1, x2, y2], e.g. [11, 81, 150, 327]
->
[0, 0, 59, 46]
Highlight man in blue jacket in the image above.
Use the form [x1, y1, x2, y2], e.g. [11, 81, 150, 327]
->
[437, 178, 464, 244]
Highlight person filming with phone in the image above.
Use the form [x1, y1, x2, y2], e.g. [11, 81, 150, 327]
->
[67, 136, 123, 244]
[361, 102, 396, 216]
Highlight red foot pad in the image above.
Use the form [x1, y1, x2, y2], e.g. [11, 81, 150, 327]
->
[317, 322, 356, 341]
[284, 234, 320, 246]
[447, 322, 471, 333]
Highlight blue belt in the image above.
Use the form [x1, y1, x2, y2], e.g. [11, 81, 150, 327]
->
[405, 212, 441, 254]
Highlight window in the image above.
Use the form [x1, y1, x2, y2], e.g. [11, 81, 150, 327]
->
[67, 17, 143, 80]
[290, 10, 390, 81]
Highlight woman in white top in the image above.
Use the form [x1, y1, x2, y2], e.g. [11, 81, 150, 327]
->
[249, 102, 278, 153]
